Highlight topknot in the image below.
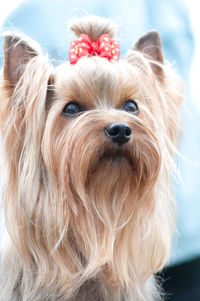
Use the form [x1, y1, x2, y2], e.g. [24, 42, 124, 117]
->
[68, 15, 119, 41]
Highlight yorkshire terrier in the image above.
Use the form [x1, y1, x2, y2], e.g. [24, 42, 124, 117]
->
[0, 15, 183, 301]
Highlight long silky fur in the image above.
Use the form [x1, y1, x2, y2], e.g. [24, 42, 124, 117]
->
[0, 16, 183, 301]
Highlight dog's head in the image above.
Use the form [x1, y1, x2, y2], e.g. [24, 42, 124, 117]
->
[0, 15, 183, 297]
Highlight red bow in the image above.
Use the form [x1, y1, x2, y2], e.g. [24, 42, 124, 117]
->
[69, 34, 120, 64]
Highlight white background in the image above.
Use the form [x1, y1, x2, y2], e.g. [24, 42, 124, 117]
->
[183, 0, 200, 109]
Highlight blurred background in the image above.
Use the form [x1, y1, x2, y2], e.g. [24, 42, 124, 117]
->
[0, 0, 200, 300]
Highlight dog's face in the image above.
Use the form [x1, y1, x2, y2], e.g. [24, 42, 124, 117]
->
[44, 57, 161, 214]
[0, 26, 182, 295]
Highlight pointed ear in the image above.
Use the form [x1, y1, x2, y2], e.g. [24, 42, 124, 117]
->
[133, 30, 164, 80]
[3, 34, 41, 88]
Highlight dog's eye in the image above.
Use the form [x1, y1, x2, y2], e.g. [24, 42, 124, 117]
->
[123, 100, 139, 114]
[63, 101, 85, 116]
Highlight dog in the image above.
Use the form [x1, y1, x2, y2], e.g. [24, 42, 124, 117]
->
[0, 15, 183, 301]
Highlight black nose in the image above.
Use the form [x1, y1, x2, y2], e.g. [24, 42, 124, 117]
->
[105, 122, 132, 145]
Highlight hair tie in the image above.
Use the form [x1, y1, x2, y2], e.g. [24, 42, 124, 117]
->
[69, 33, 120, 64]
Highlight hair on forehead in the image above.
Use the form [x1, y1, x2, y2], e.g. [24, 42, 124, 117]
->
[53, 56, 148, 108]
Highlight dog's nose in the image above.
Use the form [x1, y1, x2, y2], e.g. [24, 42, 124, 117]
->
[105, 122, 132, 145]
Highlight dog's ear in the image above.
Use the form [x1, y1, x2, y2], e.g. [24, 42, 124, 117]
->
[127, 31, 164, 80]
[3, 34, 41, 88]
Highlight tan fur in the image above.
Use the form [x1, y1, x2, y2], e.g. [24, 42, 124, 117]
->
[0, 16, 183, 301]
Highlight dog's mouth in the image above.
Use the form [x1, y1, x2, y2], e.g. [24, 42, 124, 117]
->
[84, 144, 136, 190]
[100, 148, 133, 166]
[85, 146, 136, 193]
